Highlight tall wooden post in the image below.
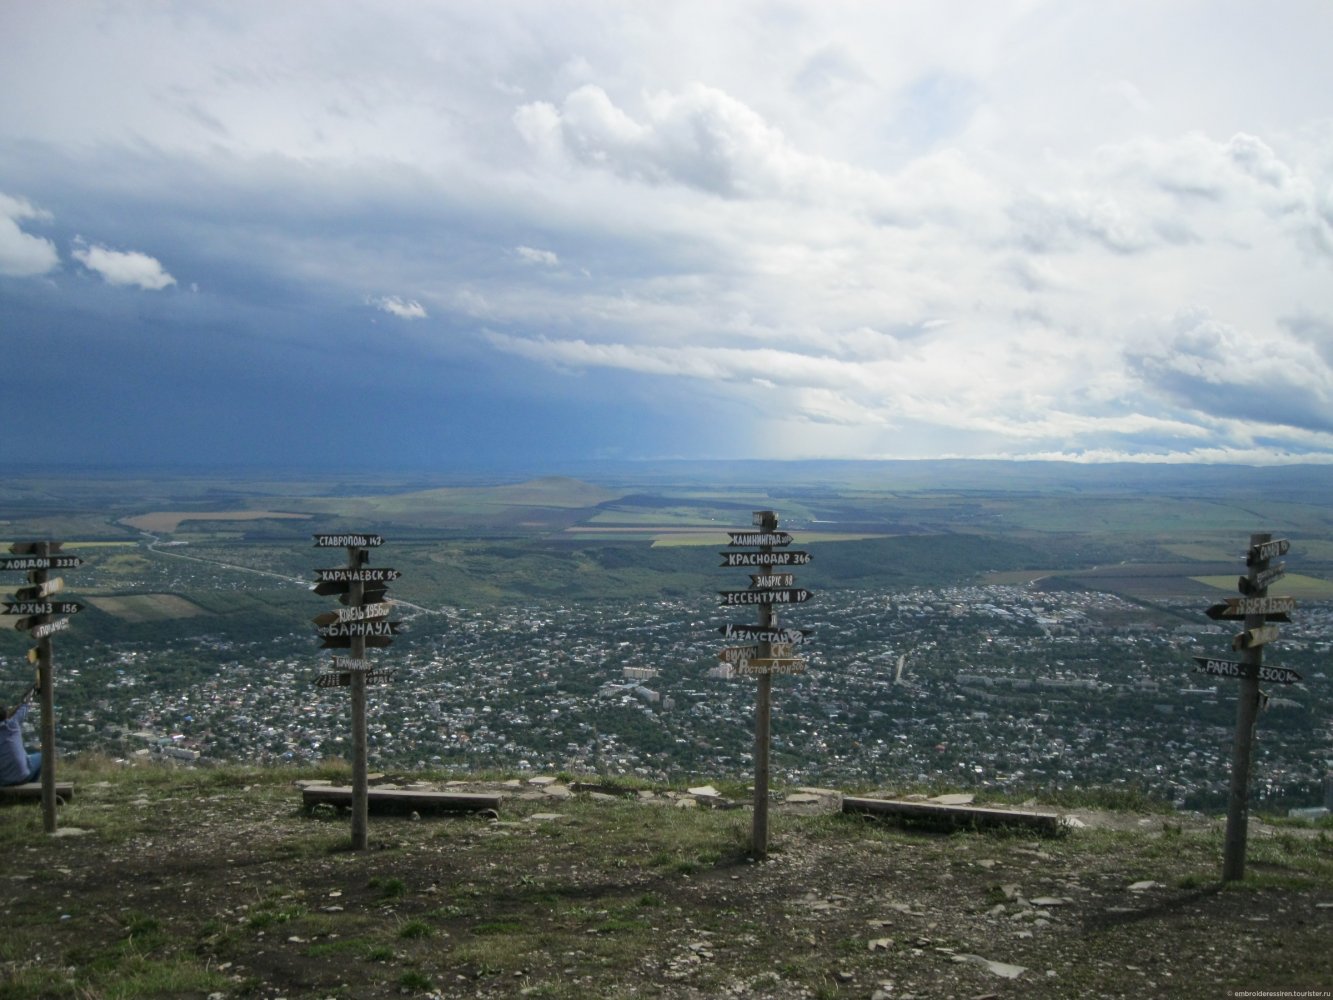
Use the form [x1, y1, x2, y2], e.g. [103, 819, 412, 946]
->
[1222, 532, 1270, 882]
[349, 559, 369, 852]
[313, 535, 393, 852]
[717, 512, 812, 862]
[751, 520, 776, 859]
[749, 511, 783, 859]
[35, 542, 57, 835]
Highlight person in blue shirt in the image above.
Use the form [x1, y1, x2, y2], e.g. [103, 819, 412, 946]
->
[2, 685, 40, 786]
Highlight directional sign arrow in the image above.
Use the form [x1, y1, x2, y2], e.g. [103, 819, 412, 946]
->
[316, 620, 402, 638]
[316, 668, 396, 688]
[1222, 596, 1295, 617]
[1238, 563, 1285, 596]
[749, 573, 795, 588]
[1258, 664, 1302, 685]
[1232, 624, 1280, 650]
[719, 623, 812, 644]
[718, 643, 796, 663]
[314, 567, 401, 583]
[3, 601, 82, 617]
[0, 555, 82, 571]
[29, 618, 71, 639]
[720, 550, 812, 568]
[1193, 656, 1251, 679]
[732, 658, 806, 676]
[311, 602, 393, 626]
[313, 533, 385, 548]
[719, 588, 813, 606]
[727, 531, 793, 548]
[1246, 538, 1290, 566]
[331, 656, 373, 671]
[14, 578, 64, 601]
[310, 581, 390, 602]
[1204, 603, 1291, 623]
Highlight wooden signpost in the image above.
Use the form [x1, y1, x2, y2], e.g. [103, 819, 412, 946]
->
[3, 541, 81, 833]
[1192, 533, 1301, 882]
[718, 511, 813, 860]
[312, 533, 398, 851]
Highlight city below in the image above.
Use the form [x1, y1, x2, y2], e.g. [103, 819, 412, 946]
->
[44, 581, 1332, 814]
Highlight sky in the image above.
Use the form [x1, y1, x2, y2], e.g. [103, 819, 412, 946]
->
[2, 1, 1332, 470]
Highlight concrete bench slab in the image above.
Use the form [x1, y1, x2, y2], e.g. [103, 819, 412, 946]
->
[0, 782, 74, 805]
[301, 785, 501, 816]
[843, 795, 1062, 835]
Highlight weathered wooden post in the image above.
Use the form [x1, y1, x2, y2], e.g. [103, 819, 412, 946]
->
[717, 511, 813, 860]
[312, 534, 400, 851]
[1190, 534, 1299, 882]
[3, 541, 83, 834]
[752, 516, 776, 859]
[1222, 533, 1287, 881]
[348, 569, 369, 851]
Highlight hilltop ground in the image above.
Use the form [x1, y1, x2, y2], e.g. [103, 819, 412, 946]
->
[2, 763, 1331, 1000]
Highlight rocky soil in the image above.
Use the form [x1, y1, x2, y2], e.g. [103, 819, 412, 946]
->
[2, 769, 1331, 999]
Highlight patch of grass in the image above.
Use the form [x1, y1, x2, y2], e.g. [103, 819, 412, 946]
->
[451, 934, 537, 977]
[428, 903, 475, 920]
[369, 875, 406, 899]
[474, 919, 525, 935]
[398, 919, 433, 939]
[121, 911, 166, 949]
[97, 956, 231, 998]
[399, 969, 434, 991]
[307, 937, 374, 958]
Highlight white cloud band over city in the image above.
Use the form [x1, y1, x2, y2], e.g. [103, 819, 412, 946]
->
[2, 1, 1331, 467]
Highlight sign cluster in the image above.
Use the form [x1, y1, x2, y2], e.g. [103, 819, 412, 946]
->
[2, 540, 80, 832]
[1192, 537, 1300, 687]
[2, 542, 82, 661]
[1192, 533, 1302, 883]
[311, 534, 399, 688]
[717, 511, 813, 676]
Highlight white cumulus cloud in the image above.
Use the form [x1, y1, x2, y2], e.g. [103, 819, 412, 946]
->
[71, 238, 175, 290]
[515, 245, 559, 266]
[0, 192, 59, 277]
[369, 295, 427, 320]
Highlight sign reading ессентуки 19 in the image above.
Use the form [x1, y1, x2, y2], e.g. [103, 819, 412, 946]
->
[719, 588, 812, 606]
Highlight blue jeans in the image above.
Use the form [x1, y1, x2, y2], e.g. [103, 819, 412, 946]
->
[26, 751, 41, 783]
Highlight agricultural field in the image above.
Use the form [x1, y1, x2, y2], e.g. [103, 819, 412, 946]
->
[121, 511, 313, 534]
[83, 593, 207, 623]
[0, 460, 1330, 613]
